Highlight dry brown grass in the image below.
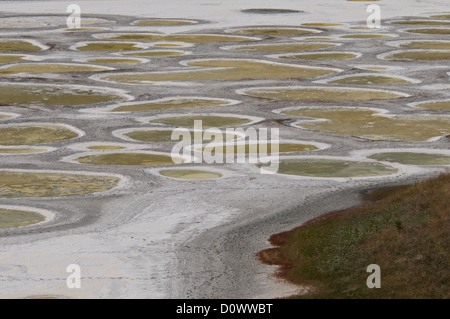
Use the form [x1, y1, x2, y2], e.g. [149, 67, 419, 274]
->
[259, 173, 450, 298]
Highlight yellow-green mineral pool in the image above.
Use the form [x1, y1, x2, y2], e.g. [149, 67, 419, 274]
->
[231, 27, 319, 36]
[87, 146, 127, 150]
[431, 15, 450, 19]
[132, 19, 196, 26]
[412, 100, 450, 110]
[0, 208, 45, 229]
[368, 152, 450, 165]
[0, 83, 130, 106]
[383, 50, 450, 61]
[0, 114, 13, 120]
[283, 107, 450, 142]
[341, 34, 393, 39]
[0, 55, 32, 64]
[109, 98, 236, 112]
[0, 170, 121, 198]
[404, 28, 450, 35]
[147, 115, 255, 128]
[0, 124, 81, 145]
[392, 20, 450, 25]
[119, 129, 242, 143]
[302, 23, 343, 27]
[0, 40, 46, 52]
[75, 152, 183, 166]
[64, 27, 108, 32]
[158, 169, 223, 180]
[200, 143, 318, 154]
[98, 59, 339, 84]
[240, 86, 408, 102]
[224, 42, 338, 53]
[97, 33, 258, 43]
[278, 52, 359, 60]
[85, 58, 145, 64]
[153, 43, 186, 47]
[122, 50, 186, 57]
[74, 42, 146, 51]
[272, 158, 397, 178]
[0, 63, 112, 76]
[0, 147, 51, 154]
[326, 74, 416, 85]
[396, 41, 450, 50]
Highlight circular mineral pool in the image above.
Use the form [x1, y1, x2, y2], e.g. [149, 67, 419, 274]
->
[0, 170, 121, 198]
[0, 124, 81, 145]
[383, 50, 450, 61]
[0, 83, 130, 106]
[74, 152, 184, 166]
[413, 100, 450, 110]
[118, 128, 243, 143]
[147, 115, 256, 128]
[273, 158, 397, 178]
[368, 152, 450, 165]
[240, 86, 408, 101]
[0, 208, 45, 229]
[158, 169, 223, 180]
[231, 27, 319, 36]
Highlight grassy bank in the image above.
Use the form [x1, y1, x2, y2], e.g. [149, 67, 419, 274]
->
[259, 173, 450, 298]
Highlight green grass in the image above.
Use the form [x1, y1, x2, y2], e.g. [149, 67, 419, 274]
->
[259, 173, 450, 298]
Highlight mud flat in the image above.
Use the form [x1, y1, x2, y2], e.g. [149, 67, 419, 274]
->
[0, 1, 449, 300]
